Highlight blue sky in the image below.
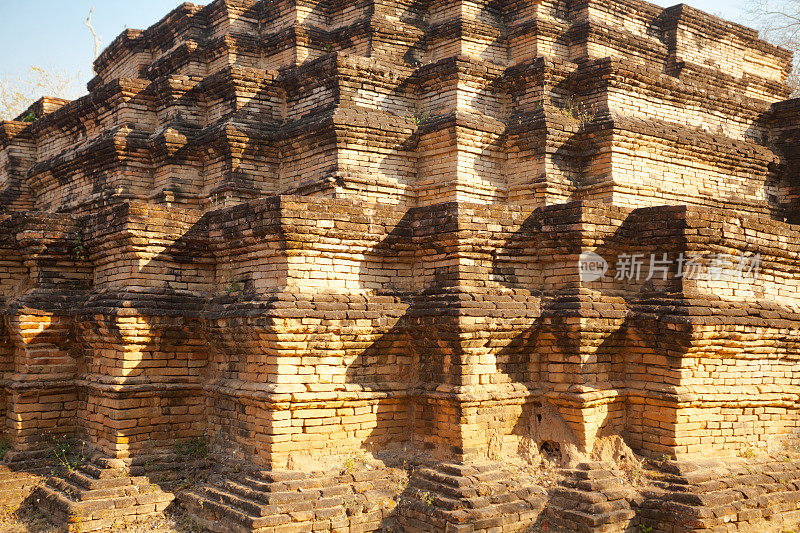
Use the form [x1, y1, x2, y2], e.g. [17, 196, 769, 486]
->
[0, 1, 211, 98]
[0, 0, 747, 100]
[652, 0, 746, 20]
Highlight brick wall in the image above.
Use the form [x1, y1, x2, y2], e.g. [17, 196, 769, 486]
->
[0, 0, 798, 489]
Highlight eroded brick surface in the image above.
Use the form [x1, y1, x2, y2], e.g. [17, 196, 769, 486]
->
[0, 0, 799, 531]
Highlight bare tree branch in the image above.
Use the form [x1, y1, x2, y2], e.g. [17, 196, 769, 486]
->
[746, 0, 800, 96]
[84, 7, 102, 60]
[0, 67, 81, 121]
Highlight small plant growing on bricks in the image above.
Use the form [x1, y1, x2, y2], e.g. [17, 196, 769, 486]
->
[0, 439, 10, 461]
[70, 232, 85, 260]
[407, 109, 430, 125]
[554, 95, 596, 126]
[49, 436, 85, 472]
[175, 437, 209, 459]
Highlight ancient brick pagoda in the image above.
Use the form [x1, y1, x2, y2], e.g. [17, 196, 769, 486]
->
[2, 0, 800, 531]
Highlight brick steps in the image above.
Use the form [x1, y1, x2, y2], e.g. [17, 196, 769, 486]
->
[544, 462, 639, 532]
[34, 450, 173, 533]
[177, 465, 404, 532]
[127, 452, 207, 487]
[0, 450, 59, 510]
[540, 457, 800, 533]
[636, 457, 800, 533]
[0, 464, 44, 509]
[394, 461, 547, 532]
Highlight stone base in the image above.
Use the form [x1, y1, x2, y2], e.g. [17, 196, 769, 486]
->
[32, 449, 173, 532]
[21, 448, 800, 532]
[392, 461, 547, 533]
[546, 462, 641, 532]
[638, 455, 800, 533]
[178, 465, 406, 532]
[0, 450, 51, 513]
[176, 459, 548, 533]
[546, 454, 800, 533]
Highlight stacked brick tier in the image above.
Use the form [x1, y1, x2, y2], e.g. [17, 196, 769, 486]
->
[0, 0, 799, 531]
[545, 455, 800, 533]
[0, 449, 55, 517]
[545, 462, 639, 531]
[33, 449, 173, 532]
[1, 0, 793, 215]
[180, 465, 405, 532]
[638, 456, 800, 532]
[393, 461, 546, 532]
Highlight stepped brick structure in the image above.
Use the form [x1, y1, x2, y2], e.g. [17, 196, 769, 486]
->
[1, 0, 800, 531]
